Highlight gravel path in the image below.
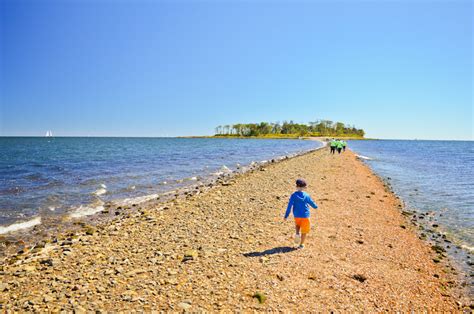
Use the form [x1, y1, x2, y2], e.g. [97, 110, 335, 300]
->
[0, 148, 463, 311]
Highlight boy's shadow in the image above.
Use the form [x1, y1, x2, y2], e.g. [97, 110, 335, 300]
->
[243, 246, 297, 257]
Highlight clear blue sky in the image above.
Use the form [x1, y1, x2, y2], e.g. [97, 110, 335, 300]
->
[1, 0, 472, 139]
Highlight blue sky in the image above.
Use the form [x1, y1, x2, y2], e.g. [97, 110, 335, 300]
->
[1, 0, 472, 139]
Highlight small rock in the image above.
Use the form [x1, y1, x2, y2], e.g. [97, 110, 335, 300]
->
[352, 274, 367, 283]
[253, 291, 267, 304]
[182, 250, 198, 262]
[178, 302, 192, 310]
[85, 227, 96, 235]
[121, 291, 137, 301]
[308, 273, 317, 280]
[124, 269, 146, 277]
[0, 283, 8, 292]
[39, 259, 54, 267]
[431, 245, 446, 254]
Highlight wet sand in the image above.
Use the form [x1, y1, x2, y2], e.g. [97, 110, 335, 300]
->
[0, 148, 468, 311]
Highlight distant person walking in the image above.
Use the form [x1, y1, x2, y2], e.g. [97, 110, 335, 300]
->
[342, 140, 347, 152]
[336, 140, 343, 154]
[284, 179, 318, 249]
[329, 139, 337, 154]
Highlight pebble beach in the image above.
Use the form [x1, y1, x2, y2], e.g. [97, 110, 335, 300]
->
[0, 147, 469, 311]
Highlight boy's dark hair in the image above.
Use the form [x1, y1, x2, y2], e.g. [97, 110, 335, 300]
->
[296, 179, 307, 187]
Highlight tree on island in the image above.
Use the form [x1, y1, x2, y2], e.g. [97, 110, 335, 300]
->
[214, 120, 365, 138]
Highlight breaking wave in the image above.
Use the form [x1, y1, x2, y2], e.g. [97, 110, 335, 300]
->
[0, 217, 41, 234]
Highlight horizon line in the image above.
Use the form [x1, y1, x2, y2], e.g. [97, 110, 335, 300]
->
[0, 135, 472, 141]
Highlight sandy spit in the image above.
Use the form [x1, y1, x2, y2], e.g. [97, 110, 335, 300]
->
[0, 148, 467, 311]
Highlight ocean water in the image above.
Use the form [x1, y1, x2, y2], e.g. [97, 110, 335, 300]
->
[348, 140, 474, 251]
[0, 137, 321, 232]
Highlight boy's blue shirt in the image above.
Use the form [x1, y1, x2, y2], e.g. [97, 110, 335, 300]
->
[284, 191, 318, 219]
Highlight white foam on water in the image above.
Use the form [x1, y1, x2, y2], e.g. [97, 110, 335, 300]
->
[213, 165, 233, 176]
[119, 193, 160, 206]
[100, 183, 107, 189]
[356, 154, 372, 160]
[0, 217, 41, 234]
[94, 188, 107, 196]
[461, 244, 474, 253]
[69, 205, 105, 218]
[220, 165, 231, 172]
[48, 206, 56, 211]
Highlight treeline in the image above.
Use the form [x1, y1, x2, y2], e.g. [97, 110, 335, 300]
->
[214, 120, 364, 138]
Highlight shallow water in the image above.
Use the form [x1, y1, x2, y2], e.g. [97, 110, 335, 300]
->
[0, 137, 321, 231]
[348, 140, 474, 252]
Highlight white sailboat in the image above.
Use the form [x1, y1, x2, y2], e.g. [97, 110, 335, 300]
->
[45, 130, 53, 137]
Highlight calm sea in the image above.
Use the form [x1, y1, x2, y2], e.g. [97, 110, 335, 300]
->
[0, 137, 321, 232]
[348, 140, 474, 252]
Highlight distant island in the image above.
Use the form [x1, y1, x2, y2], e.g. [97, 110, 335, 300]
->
[214, 120, 365, 138]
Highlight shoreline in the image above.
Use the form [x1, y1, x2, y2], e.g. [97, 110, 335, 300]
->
[0, 142, 325, 260]
[0, 147, 470, 310]
[354, 155, 473, 297]
[182, 135, 369, 140]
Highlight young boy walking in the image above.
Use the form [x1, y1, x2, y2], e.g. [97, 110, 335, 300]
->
[284, 179, 318, 249]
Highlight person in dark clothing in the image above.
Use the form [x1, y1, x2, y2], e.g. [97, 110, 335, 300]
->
[336, 140, 343, 154]
[329, 139, 337, 154]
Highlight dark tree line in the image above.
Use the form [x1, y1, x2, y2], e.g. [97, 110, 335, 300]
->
[214, 121, 365, 138]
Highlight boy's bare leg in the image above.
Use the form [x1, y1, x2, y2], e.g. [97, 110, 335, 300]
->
[295, 225, 300, 235]
[300, 233, 307, 245]
[294, 226, 301, 245]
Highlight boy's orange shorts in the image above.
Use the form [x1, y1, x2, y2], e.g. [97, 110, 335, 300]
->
[294, 218, 311, 234]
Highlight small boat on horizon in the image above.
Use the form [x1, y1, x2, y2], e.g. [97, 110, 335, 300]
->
[45, 130, 53, 137]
